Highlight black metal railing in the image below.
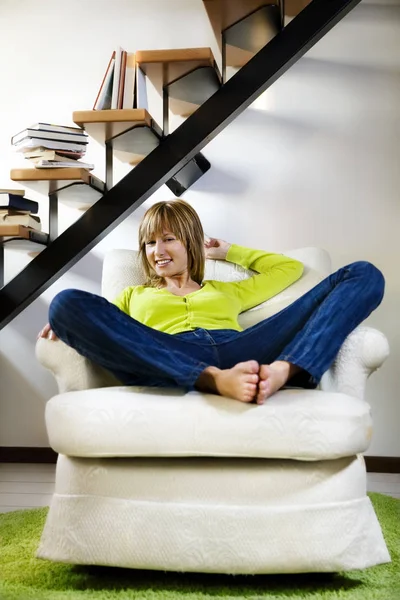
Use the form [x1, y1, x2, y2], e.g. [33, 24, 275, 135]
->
[0, 0, 362, 329]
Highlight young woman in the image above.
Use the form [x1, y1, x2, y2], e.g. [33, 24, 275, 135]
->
[39, 199, 384, 404]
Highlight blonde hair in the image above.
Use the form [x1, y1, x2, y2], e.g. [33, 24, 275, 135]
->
[138, 199, 205, 287]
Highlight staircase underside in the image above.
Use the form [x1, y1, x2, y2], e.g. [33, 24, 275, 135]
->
[0, 0, 362, 330]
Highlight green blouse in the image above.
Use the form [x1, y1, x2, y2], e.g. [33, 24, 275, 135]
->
[113, 244, 304, 335]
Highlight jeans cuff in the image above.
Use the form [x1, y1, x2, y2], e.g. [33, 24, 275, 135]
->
[276, 354, 320, 389]
[182, 362, 212, 391]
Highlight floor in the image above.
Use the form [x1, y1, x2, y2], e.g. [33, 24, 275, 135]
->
[0, 463, 399, 514]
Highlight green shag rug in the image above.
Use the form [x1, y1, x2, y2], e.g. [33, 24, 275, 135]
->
[0, 493, 399, 600]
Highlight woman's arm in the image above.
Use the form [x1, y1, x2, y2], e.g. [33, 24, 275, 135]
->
[205, 238, 304, 311]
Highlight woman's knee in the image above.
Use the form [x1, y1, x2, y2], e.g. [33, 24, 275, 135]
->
[49, 289, 91, 325]
[350, 261, 385, 304]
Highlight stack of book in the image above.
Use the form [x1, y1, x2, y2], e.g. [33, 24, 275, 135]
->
[0, 189, 48, 244]
[93, 48, 140, 110]
[11, 123, 94, 170]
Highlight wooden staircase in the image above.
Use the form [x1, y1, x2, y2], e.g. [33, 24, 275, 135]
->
[1, 0, 362, 328]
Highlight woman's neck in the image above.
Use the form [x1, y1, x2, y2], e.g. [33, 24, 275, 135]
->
[162, 275, 201, 293]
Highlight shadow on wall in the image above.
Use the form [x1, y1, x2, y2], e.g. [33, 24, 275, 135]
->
[334, 1, 400, 28]
[10, 295, 52, 341]
[297, 56, 399, 94]
[0, 351, 51, 445]
[1, 294, 58, 397]
[201, 106, 319, 192]
[191, 163, 251, 195]
[233, 106, 319, 136]
[302, 2, 400, 71]
[240, 56, 399, 136]
[69, 250, 104, 284]
[300, 53, 399, 75]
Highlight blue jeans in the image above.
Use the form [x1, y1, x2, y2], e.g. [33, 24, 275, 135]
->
[49, 261, 384, 390]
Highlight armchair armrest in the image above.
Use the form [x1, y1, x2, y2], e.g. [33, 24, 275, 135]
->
[36, 338, 120, 394]
[319, 326, 389, 399]
[36, 326, 389, 399]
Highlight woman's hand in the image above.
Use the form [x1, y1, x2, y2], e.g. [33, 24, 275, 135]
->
[204, 237, 232, 261]
[37, 323, 58, 341]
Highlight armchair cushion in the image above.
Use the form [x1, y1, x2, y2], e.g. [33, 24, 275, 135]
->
[45, 387, 372, 460]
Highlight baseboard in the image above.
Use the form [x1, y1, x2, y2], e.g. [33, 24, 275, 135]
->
[364, 456, 400, 474]
[0, 447, 58, 463]
[0, 448, 399, 472]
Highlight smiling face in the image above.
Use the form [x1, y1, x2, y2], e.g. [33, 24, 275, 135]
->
[138, 200, 205, 287]
[145, 230, 189, 280]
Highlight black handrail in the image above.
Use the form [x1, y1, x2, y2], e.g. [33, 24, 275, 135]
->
[0, 0, 361, 329]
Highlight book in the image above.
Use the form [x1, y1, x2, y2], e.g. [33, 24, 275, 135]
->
[12, 128, 88, 145]
[27, 154, 84, 164]
[33, 159, 94, 169]
[111, 47, 124, 109]
[93, 51, 115, 110]
[0, 225, 47, 244]
[122, 53, 136, 109]
[22, 148, 86, 160]
[14, 123, 84, 135]
[14, 138, 88, 152]
[0, 192, 39, 213]
[117, 50, 127, 109]
[95, 66, 114, 110]
[0, 209, 41, 230]
[136, 65, 148, 110]
[28, 229, 49, 245]
[0, 188, 24, 196]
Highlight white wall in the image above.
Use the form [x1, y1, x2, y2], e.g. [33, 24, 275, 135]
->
[0, 0, 399, 455]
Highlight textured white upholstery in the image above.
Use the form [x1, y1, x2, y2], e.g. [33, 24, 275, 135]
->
[45, 388, 373, 461]
[36, 247, 390, 573]
[37, 454, 390, 573]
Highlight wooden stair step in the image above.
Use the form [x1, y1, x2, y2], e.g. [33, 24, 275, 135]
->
[0, 188, 25, 195]
[73, 109, 153, 141]
[203, 0, 278, 31]
[10, 169, 105, 208]
[73, 109, 162, 164]
[285, 0, 312, 17]
[10, 168, 93, 183]
[0, 224, 33, 238]
[136, 47, 221, 116]
[0, 224, 48, 246]
[203, 1, 283, 68]
[203, 0, 310, 27]
[135, 47, 216, 77]
[224, 5, 281, 65]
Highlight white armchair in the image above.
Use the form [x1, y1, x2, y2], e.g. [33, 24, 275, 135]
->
[36, 247, 390, 574]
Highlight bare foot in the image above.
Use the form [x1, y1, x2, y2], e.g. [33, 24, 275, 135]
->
[196, 360, 260, 403]
[257, 361, 301, 404]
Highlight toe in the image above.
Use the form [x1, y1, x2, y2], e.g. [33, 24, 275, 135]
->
[246, 382, 257, 394]
[246, 360, 260, 374]
[243, 383, 257, 403]
[259, 364, 271, 380]
[257, 380, 269, 404]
